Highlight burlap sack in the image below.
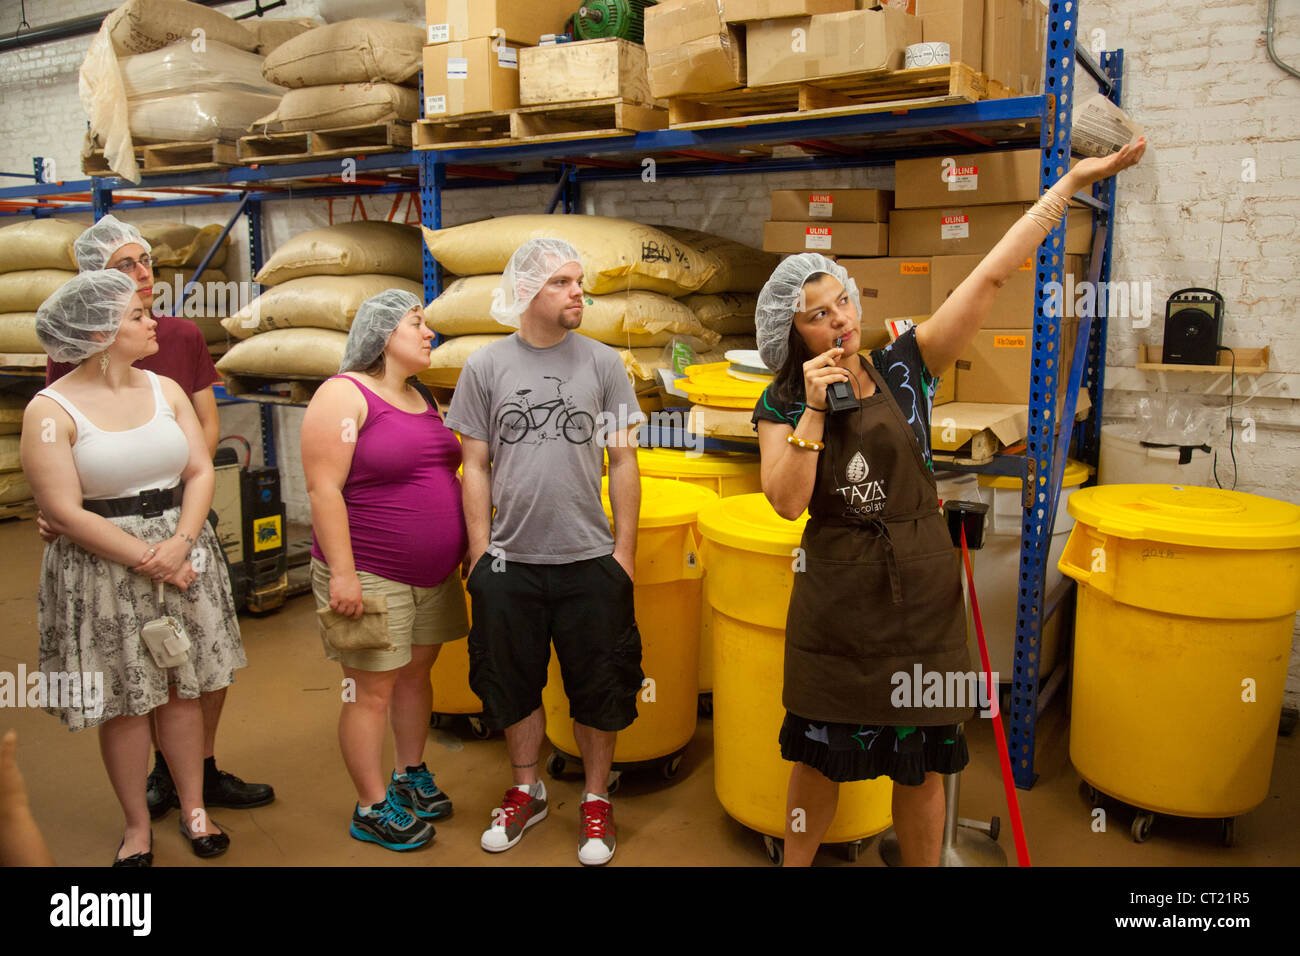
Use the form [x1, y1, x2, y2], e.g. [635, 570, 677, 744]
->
[0, 314, 43, 354]
[223, 274, 424, 339]
[0, 436, 20, 473]
[255, 221, 422, 286]
[655, 226, 781, 294]
[250, 82, 418, 134]
[0, 270, 77, 313]
[317, 594, 395, 652]
[0, 471, 31, 504]
[144, 223, 230, 269]
[251, 17, 318, 56]
[421, 215, 717, 297]
[684, 293, 758, 335]
[262, 19, 424, 88]
[129, 90, 282, 143]
[423, 335, 504, 388]
[425, 274, 719, 347]
[216, 327, 347, 378]
[0, 219, 85, 273]
[151, 268, 237, 317]
[105, 0, 257, 56]
[619, 335, 756, 383]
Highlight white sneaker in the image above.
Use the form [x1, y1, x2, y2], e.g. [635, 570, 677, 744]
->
[481, 781, 548, 853]
[577, 792, 616, 866]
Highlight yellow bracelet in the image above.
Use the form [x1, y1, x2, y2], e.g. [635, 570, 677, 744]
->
[787, 434, 825, 452]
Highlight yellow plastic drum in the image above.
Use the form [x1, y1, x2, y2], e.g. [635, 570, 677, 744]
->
[428, 583, 485, 727]
[698, 493, 893, 843]
[1059, 484, 1300, 821]
[543, 477, 719, 771]
[637, 447, 763, 694]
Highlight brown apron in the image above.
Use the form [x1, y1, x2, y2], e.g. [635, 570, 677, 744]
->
[783, 360, 974, 726]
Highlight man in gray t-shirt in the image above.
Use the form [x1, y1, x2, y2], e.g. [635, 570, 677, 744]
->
[444, 238, 645, 867]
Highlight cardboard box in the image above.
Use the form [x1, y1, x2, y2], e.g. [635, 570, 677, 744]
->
[916, 0, 982, 71]
[954, 318, 1077, 404]
[872, 0, 919, 14]
[425, 0, 573, 45]
[982, 0, 1021, 91]
[933, 367, 955, 405]
[1020, 0, 1046, 94]
[422, 40, 521, 117]
[519, 37, 655, 107]
[894, 149, 1087, 208]
[929, 253, 1084, 328]
[770, 188, 892, 222]
[888, 203, 1093, 256]
[763, 221, 889, 256]
[841, 257, 931, 327]
[724, 0, 856, 22]
[746, 7, 921, 86]
[645, 0, 745, 98]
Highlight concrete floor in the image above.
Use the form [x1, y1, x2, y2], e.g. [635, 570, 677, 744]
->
[2, 514, 1296, 868]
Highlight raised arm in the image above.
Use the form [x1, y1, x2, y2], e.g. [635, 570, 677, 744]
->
[915, 138, 1147, 375]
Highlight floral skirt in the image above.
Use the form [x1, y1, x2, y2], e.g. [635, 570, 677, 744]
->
[779, 712, 969, 786]
[37, 506, 246, 732]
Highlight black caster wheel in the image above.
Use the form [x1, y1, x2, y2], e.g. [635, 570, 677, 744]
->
[546, 752, 566, 778]
[1220, 817, 1235, 848]
[1085, 785, 1103, 808]
[989, 815, 1001, 842]
[763, 834, 784, 866]
[841, 840, 862, 863]
[429, 712, 447, 730]
[697, 694, 713, 718]
[661, 754, 683, 779]
[1131, 811, 1154, 843]
[468, 716, 492, 740]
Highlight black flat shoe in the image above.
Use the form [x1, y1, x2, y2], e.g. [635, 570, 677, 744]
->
[112, 833, 153, 868]
[179, 817, 230, 860]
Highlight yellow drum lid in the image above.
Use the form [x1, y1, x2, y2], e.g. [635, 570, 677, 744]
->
[1066, 484, 1300, 550]
[638, 446, 760, 477]
[980, 459, 1092, 490]
[697, 492, 808, 556]
[676, 362, 769, 409]
[601, 475, 719, 529]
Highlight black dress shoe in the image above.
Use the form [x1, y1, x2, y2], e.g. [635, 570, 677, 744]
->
[179, 818, 230, 859]
[203, 768, 275, 810]
[112, 834, 153, 868]
[146, 764, 180, 819]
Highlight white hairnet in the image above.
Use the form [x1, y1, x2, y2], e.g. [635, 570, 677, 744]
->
[755, 253, 861, 372]
[35, 269, 139, 364]
[73, 214, 152, 272]
[490, 238, 582, 329]
[339, 288, 423, 373]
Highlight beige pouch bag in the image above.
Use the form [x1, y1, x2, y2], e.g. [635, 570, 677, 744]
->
[316, 594, 395, 652]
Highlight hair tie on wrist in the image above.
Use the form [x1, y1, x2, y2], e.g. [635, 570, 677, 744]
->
[805, 404, 827, 413]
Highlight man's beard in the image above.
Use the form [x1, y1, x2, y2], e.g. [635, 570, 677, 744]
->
[558, 307, 583, 329]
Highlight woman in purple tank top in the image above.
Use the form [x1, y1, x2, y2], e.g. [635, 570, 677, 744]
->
[301, 290, 469, 853]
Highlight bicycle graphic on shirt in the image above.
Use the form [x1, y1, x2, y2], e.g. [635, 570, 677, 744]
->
[497, 376, 596, 445]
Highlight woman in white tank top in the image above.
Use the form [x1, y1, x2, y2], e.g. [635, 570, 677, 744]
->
[23, 270, 246, 865]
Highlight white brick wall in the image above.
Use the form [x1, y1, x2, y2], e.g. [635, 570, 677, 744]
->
[3, 0, 1299, 705]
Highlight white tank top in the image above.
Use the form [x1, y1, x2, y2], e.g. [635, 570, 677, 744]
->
[37, 370, 190, 501]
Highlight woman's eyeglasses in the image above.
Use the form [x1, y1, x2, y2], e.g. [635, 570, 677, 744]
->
[111, 254, 152, 274]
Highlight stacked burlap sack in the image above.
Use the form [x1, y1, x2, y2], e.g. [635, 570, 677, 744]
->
[420, 215, 777, 392]
[250, 19, 424, 134]
[137, 220, 235, 346]
[0, 404, 29, 505]
[79, 0, 282, 180]
[0, 219, 84, 355]
[216, 220, 423, 381]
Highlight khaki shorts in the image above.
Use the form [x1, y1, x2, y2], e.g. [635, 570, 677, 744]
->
[311, 557, 469, 672]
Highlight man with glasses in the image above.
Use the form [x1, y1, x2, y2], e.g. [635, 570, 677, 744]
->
[43, 215, 275, 818]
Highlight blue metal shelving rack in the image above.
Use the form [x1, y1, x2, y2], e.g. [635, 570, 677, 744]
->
[0, 0, 1125, 788]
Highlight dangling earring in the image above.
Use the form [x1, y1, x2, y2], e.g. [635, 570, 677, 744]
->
[99, 353, 110, 376]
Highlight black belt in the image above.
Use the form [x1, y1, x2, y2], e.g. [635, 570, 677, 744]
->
[83, 485, 183, 519]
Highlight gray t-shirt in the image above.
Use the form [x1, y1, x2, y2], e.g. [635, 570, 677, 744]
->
[444, 331, 646, 564]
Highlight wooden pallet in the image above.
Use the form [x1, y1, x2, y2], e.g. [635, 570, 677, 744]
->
[0, 498, 37, 522]
[221, 373, 323, 406]
[414, 97, 668, 150]
[237, 122, 413, 164]
[82, 140, 237, 176]
[668, 63, 1013, 129]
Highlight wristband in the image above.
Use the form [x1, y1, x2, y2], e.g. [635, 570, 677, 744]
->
[804, 404, 828, 413]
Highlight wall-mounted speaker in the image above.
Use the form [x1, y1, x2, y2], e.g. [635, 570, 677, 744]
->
[1162, 288, 1224, 366]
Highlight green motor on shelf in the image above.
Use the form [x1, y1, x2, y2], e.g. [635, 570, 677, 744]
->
[567, 0, 656, 43]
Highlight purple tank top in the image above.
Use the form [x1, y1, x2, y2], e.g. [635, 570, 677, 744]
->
[311, 375, 468, 588]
